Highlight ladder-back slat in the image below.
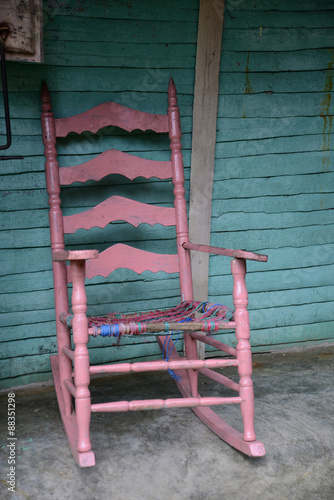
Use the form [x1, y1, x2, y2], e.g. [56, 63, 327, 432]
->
[63, 196, 176, 233]
[55, 102, 169, 137]
[66, 244, 179, 282]
[59, 150, 172, 185]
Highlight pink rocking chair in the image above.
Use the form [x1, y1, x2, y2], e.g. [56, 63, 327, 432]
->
[41, 78, 268, 467]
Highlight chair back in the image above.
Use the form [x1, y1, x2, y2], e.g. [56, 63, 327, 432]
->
[41, 79, 194, 321]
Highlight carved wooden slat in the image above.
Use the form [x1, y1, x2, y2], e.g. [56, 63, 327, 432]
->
[55, 102, 169, 137]
[66, 244, 179, 281]
[63, 196, 176, 233]
[59, 149, 172, 185]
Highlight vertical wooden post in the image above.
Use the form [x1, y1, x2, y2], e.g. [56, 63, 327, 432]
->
[168, 78, 198, 395]
[231, 258, 256, 442]
[41, 82, 72, 416]
[189, 0, 224, 357]
[168, 78, 194, 303]
[71, 260, 92, 453]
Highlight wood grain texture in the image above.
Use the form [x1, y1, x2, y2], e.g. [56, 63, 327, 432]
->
[189, 0, 224, 306]
[183, 242, 268, 262]
[52, 250, 99, 261]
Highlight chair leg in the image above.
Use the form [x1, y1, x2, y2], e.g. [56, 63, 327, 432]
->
[53, 260, 73, 417]
[71, 260, 92, 454]
[51, 355, 95, 467]
[231, 258, 256, 442]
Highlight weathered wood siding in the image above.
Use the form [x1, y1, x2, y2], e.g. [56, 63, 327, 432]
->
[207, 0, 334, 355]
[1, 0, 333, 389]
[0, 0, 198, 389]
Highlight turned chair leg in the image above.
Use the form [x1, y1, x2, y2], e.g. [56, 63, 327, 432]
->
[71, 260, 92, 453]
[231, 258, 256, 442]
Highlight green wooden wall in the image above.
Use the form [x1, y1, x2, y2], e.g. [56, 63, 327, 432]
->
[208, 0, 334, 354]
[0, 0, 333, 390]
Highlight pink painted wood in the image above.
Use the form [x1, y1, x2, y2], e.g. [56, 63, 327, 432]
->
[231, 258, 256, 442]
[59, 149, 172, 185]
[167, 79, 199, 399]
[91, 396, 243, 413]
[89, 358, 239, 375]
[41, 83, 73, 419]
[50, 355, 95, 467]
[190, 332, 237, 356]
[52, 249, 99, 261]
[41, 78, 267, 467]
[63, 196, 176, 233]
[199, 368, 240, 392]
[156, 335, 265, 457]
[70, 259, 92, 453]
[65, 244, 179, 281]
[55, 101, 169, 137]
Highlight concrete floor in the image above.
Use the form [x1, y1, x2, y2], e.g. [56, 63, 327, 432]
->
[1, 344, 334, 500]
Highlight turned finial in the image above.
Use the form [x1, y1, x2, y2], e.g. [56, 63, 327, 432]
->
[168, 77, 177, 107]
[41, 81, 52, 113]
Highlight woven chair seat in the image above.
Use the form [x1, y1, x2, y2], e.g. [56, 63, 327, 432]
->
[60, 301, 234, 338]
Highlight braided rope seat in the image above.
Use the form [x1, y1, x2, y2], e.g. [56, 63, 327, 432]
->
[60, 301, 234, 338]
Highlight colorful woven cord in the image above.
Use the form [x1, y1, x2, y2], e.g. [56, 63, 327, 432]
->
[85, 301, 233, 338]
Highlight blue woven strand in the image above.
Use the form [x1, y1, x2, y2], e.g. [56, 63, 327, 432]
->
[162, 335, 169, 357]
[179, 317, 192, 323]
[167, 335, 181, 381]
[101, 324, 111, 337]
[205, 303, 221, 315]
[162, 333, 181, 381]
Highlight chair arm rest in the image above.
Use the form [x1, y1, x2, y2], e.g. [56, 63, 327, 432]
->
[52, 249, 99, 261]
[182, 242, 268, 262]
